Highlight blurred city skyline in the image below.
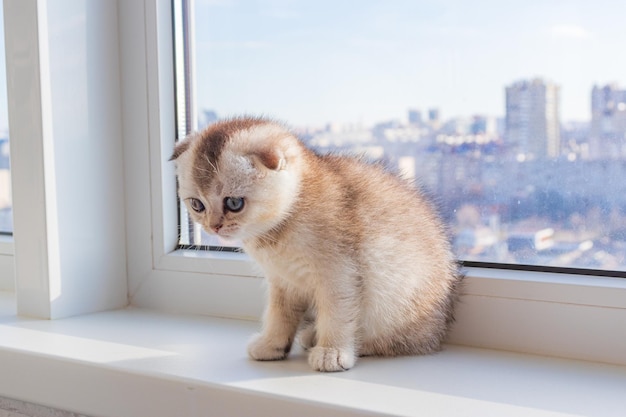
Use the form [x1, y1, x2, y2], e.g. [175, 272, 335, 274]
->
[178, 0, 626, 270]
[194, 0, 626, 126]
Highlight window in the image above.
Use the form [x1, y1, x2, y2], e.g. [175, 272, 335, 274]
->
[175, 0, 626, 276]
[0, 1, 11, 235]
[0, 0, 622, 364]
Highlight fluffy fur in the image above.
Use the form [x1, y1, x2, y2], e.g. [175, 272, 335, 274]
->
[171, 116, 463, 372]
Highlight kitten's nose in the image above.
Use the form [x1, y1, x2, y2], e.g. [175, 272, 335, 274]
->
[212, 224, 223, 234]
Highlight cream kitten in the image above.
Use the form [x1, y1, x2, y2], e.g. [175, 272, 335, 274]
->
[170, 116, 463, 372]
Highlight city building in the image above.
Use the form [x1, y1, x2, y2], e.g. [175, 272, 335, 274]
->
[427, 108, 441, 129]
[407, 108, 422, 126]
[470, 115, 497, 136]
[200, 109, 218, 129]
[590, 84, 626, 159]
[505, 78, 561, 158]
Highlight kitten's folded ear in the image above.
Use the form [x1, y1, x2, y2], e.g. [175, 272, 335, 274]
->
[254, 148, 287, 171]
[169, 138, 192, 161]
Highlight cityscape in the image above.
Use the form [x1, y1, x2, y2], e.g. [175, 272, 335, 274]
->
[196, 78, 626, 272]
[2, 76, 626, 272]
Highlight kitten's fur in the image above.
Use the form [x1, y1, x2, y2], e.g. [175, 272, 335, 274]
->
[171, 116, 463, 372]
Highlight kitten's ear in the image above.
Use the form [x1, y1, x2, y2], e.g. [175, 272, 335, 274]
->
[169, 139, 192, 161]
[254, 148, 286, 171]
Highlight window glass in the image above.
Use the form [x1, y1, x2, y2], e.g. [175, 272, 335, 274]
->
[0, 1, 12, 235]
[176, 0, 626, 273]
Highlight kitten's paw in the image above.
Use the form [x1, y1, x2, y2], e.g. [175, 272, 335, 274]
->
[308, 346, 356, 372]
[247, 333, 291, 361]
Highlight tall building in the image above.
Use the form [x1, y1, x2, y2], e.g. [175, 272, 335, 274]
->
[590, 84, 626, 159]
[505, 78, 561, 158]
[470, 115, 497, 136]
[428, 108, 440, 122]
[427, 108, 441, 130]
[407, 108, 422, 126]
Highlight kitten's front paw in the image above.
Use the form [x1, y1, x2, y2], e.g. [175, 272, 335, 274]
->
[308, 346, 356, 372]
[247, 333, 291, 361]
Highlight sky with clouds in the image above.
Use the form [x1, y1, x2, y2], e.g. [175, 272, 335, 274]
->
[193, 0, 626, 126]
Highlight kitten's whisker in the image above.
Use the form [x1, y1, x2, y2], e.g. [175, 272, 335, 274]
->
[204, 154, 219, 174]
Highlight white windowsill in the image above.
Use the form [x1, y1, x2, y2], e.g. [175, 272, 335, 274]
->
[1, 292, 625, 417]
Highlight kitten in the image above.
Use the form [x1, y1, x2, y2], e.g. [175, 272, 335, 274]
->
[170, 116, 463, 372]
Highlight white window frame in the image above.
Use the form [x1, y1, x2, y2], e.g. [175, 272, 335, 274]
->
[1, 0, 625, 364]
[0, 234, 13, 291]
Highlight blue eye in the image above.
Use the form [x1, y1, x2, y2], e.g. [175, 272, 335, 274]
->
[224, 197, 245, 213]
[189, 198, 205, 213]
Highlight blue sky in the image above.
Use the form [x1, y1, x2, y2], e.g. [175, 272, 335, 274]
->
[0, 1, 624, 132]
[194, 0, 626, 126]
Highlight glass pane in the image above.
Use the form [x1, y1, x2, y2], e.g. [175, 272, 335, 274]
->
[0, 1, 12, 235]
[177, 0, 626, 272]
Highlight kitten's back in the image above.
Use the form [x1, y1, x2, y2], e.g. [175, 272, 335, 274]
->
[275, 151, 461, 355]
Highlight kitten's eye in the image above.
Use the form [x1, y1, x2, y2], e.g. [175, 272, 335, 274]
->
[189, 198, 205, 213]
[224, 197, 245, 213]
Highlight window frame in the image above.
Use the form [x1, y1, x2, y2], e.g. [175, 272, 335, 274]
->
[0, 234, 12, 291]
[0, 0, 625, 364]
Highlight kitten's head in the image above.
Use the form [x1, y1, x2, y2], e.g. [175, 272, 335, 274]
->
[170, 117, 302, 241]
